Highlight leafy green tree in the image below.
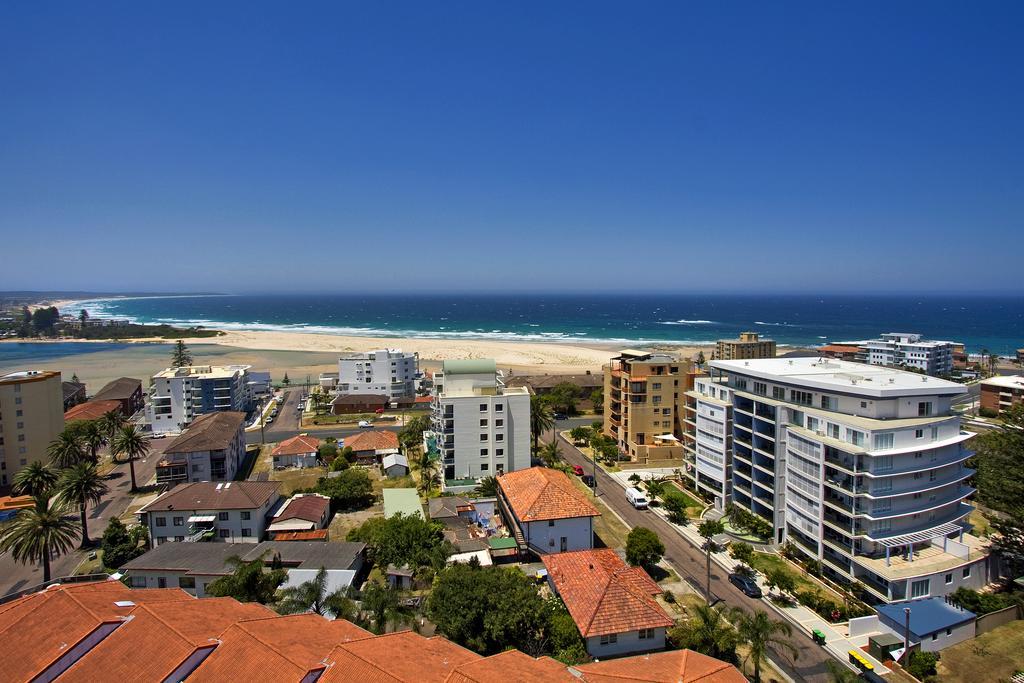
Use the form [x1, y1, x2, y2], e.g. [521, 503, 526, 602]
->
[418, 459, 441, 495]
[644, 477, 667, 501]
[318, 441, 339, 463]
[625, 526, 665, 569]
[696, 350, 706, 367]
[698, 519, 725, 600]
[79, 420, 106, 463]
[48, 429, 87, 469]
[569, 426, 591, 445]
[329, 453, 350, 471]
[347, 513, 453, 570]
[428, 563, 548, 654]
[589, 387, 603, 413]
[475, 476, 498, 496]
[0, 497, 80, 582]
[544, 598, 588, 665]
[99, 409, 127, 445]
[316, 469, 375, 510]
[276, 567, 356, 619]
[282, 373, 290, 386]
[530, 395, 555, 453]
[825, 659, 860, 683]
[729, 541, 754, 566]
[32, 306, 59, 335]
[79, 309, 89, 325]
[538, 441, 561, 467]
[764, 568, 796, 598]
[100, 517, 145, 569]
[56, 463, 109, 547]
[359, 580, 415, 633]
[171, 339, 193, 367]
[973, 403, 1024, 518]
[735, 609, 798, 683]
[111, 424, 149, 492]
[549, 382, 580, 415]
[668, 603, 739, 664]
[399, 414, 431, 451]
[663, 490, 691, 524]
[906, 650, 938, 680]
[12, 461, 59, 500]
[207, 554, 287, 604]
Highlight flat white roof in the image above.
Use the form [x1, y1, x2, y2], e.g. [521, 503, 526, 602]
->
[982, 375, 1024, 390]
[153, 365, 251, 380]
[710, 357, 966, 398]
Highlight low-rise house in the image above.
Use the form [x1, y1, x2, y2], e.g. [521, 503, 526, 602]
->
[382, 487, 425, 520]
[267, 493, 331, 536]
[576, 649, 747, 682]
[497, 466, 599, 555]
[91, 376, 144, 416]
[331, 393, 389, 415]
[272, 434, 320, 469]
[504, 372, 604, 404]
[875, 597, 976, 652]
[64, 399, 122, 423]
[429, 495, 503, 563]
[543, 548, 674, 658]
[817, 344, 863, 362]
[121, 540, 366, 597]
[62, 380, 87, 410]
[139, 480, 282, 546]
[980, 375, 1024, 416]
[343, 429, 400, 464]
[382, 452, 409, 477]
[155, 411, 247, 484]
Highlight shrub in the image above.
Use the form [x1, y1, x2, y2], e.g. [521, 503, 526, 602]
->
[907, 650, 938, 680]
[625, 527, 665, 569]
[979, 407, 1000, 419]
[729, 541, 754, 565]
[662, 590, 676, 603]
[662, 491, 689, 524]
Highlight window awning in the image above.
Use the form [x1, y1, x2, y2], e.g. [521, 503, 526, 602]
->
[187, 514, 216, 523]
[654, 434, 679, 441]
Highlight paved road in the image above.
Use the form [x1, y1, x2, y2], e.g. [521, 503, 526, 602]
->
[547, 429, 833, 683]
[0, 436, 168, 597]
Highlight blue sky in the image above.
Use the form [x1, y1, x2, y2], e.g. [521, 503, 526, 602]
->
[1, 2, 1021, 293]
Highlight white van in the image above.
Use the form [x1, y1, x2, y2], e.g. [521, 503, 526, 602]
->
[626, 487, 649, 509]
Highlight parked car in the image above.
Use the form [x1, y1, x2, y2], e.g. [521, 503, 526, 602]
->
[572, 464, 585, 476]
[358, 420, 372, 428]
[581, 474, 596, 487]
[728, 572, 762, 598]
[275, 396, 284, 404]
[626, 487, 649, 509]
[553, 412, 568, 420]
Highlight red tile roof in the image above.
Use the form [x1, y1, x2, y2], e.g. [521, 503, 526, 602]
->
[542, 549, 673, 638]
[344, 429, 399, 452]
[274, 494, 330, 524]
[272, 434, 321, 456]
[273, 529, 330, 541]
[498, 467, 599, 522]
[447, 649, 576, 682]
[142, 480, 281, 512]
[415, 395, 433, 403]
[64, 399, 123, 422]
[321, 631, 480, 683]
[818, 344, 862, 354]
[577, 649, 747, 683]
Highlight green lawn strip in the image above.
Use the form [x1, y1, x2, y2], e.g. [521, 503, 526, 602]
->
[937, 619, 1024, 682]
[747, 551, 842, 601]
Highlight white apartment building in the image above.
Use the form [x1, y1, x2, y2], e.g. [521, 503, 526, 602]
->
[425, 359, 530, 492]
[710, 357, 987, 603]
[861, 333, 955, 376]
[338, 349, 418, 400]
[683, 375, 734, 510]
[147, 365, 253, 433]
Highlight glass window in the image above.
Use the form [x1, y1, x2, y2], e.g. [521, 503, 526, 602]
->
[873, 433, 894, 450]
[911, 579, 930, 598]
[479, 403, 488, 412]
[218, 512, 229, 521]
[918, 402, 933, 416]
[480, 448, 488, 456]
[479, 419, 488, 427]
[945, 573, 953, 584]
[494, 403, 503, 412]
[480, 433, 488, 441]
[963, 566, 971, 578]
[241, 528, 252, 537]
[219, 529, 231, 538]
[241, 511, 251, 520]
[173, 516, 184, 526]
[178, 576, 196, 589]
[155, 517, 167, 527]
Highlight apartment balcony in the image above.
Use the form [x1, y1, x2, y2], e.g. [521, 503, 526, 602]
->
[857, 486, 975, 521]
[824, 490, 855, 514]
[754, 404, 776, 421]
[864, 447, 973, 478]
[824, 450, 863, 475]
[822, 529, 854, 554]
[824, 472, 858, 495]
[823, 509, 857, 535]
[861, 467, 975, 500]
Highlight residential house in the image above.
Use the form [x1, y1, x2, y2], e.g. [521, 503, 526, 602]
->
[155, 411, 247, 484]
[121, 539, 365, 597]
[138, 480, 282, 546]
[980, 375, 1024, 415]
[543, 549, 674, 658]
[382, 452, 409, 478]
[576, 649, 746, 682]
[343, 429, 399, 464]
[382, 487, 424, 520]
[0, 370, 64, 487]
[62, 380, 87, 410]
[147, 365, 253, 433]
[429, 495, 501, 565]
[337, 349, 418, 400]
[503, 372, 604, 408]
[91, 376, 144, 416]
[272, 434, 320, 469]
[818, 344, 863, 362]
[64, 399, 122, 423]
[497, 466, 599, 555]
[266, 493, 331, 536]
[875, 597, 977, 652]
[331, 393, 389, 415]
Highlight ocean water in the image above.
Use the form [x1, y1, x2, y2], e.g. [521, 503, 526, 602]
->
[67, 293, 1024, 354]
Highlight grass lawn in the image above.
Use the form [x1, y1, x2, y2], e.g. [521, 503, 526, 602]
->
[271, 467, 327, 495]
[250, 444, 275, 475]
[970, 508, 994, 537]
[328, 505, 382, 541]
[664, 482, 705, 518]
[747, 551, 842, 602]
[566, 475, 631, 549]
[938, 619, 1024, 682]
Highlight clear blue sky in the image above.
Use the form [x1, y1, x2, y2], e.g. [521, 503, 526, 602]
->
[1, 2, 1021, 293]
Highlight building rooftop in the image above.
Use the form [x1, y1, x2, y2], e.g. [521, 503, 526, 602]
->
[442, 359, 497, 375]
[382, 453, 409, 469]
[876, 597, 976, 639]
[428, 495, 475, 519]
[504, 373, 603, 390]
[163, 411, 246, 454]
[272, 494, 330, 524]
[542, 549, 673, 638]
[853, 532, 988, 581]
[382, 488, 425, 519]
[62, 380, 86, 400]
[498, 467, 600, 522]
[92, 376, 143, 401]
[0, 369, 60, 385]
[981, 375, 1024, 390]
[271, 434, 320, 456]
[711, 357, 966, 398]
[152, 365, 250, 380]
[343, 429, 399, 452]
[121, 540, 365, 574]
[577, 649, 747, 683]
[64, 399, 123, 422]
[140, 481, 281, 513]
[818, 344, 863, 354]
[446, 649, 576, 682]
[331, 393, 389, 405]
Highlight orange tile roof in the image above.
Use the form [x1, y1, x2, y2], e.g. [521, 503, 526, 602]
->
[64, 399, 123, 422]
[415, 395, 433, 403]
[498, 467, 600, 522]
[186, 624, 322, 682]
[272, 434, 321, 456]
[819, 344, 862, 354]
[321, 631, 480, 683]
[542, 549, 673, 638]
[577, 649, 747, 683]
[447, 649, 576, 682]
[343, 430, 399, 452]
[273, 529, 330, 541]
[0, 494, 34, 511]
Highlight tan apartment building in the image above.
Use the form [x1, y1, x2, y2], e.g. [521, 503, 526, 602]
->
[980, 375, 1024, 416]
[603, 350, 691, 463]
[715, 332, 776, 360]
[0, 370, 64, 487]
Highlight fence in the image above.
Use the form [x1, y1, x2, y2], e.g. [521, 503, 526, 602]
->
[976, 603, 1023, 636]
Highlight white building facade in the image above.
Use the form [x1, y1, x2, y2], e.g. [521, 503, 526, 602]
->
[426, 359, 530, 491]
[683, 376, 734, 510]
[861, 333, 956, 376]
[147, 365, 253, 433]
[337, 349, 418, 400]
[710, 357, 988, 603]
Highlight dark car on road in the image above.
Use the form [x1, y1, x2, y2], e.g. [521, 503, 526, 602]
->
[553, 412, 568, 420]
[581, 474, 596, 487]
[728, 572, 763, 598]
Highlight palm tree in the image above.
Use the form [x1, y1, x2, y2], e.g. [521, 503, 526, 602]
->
[671, 603, 739, 663]
[418, 459, 441, 495]
[538, 441, 561, 466]
[530, 395, 555, 453]
[276, 567, 356, 619]
[360, 581, 414, 634]
[735, 609, 799, 683]
[12, 462, 59, 502]
[475, 476, 499, 496]
[56, 463, 109, 548]
[80, 420, 106, 463]
[99, 410, 128, 452]
[47, 429, 87, 469]
[111, 424, 150, 492]
[0, 497, 80, 582]
[698, 519, 725, 600]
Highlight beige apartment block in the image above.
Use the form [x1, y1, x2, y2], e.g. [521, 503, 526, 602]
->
[715, 332, 777, 361]
[603, 350, 692, 464]
[0, 370, 64, 487]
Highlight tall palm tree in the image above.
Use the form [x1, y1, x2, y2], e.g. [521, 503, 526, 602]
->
[80, 420, 106, 463]
[276, 566, 356, 619]
[12, 462, 59, 502]
[530, 395, 555, 453]
[56, 463, 109, 548]
[0, 497, 80, 582]
[538, 441, 561, 466]
[418, 459, 441, 495]
[671, 603, 739, 663]
[111, 424, 149, 492]
[100, 410, 128, 453]
[47, 429, 87, 469]
[735, 609, 799, 683]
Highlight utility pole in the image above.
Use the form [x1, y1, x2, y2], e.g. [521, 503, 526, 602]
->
[903, 606, 911, 661]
